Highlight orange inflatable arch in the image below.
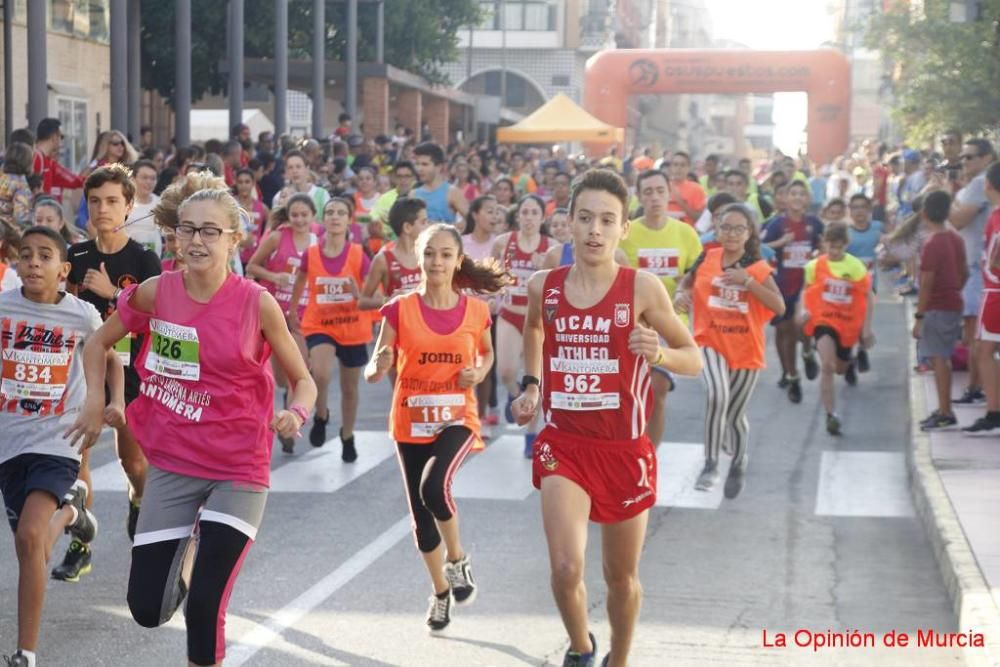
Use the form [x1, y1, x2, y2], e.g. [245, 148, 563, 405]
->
[583, 49, 851, 165]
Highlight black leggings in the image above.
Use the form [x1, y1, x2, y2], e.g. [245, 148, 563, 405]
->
[397, 425, 476, 553]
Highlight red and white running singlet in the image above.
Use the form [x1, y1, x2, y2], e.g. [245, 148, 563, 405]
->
[384, 247, 422, 297]
[541, 266, 652, 441]
[503, 232, 549, 309]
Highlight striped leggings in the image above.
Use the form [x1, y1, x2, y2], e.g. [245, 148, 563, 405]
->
[701, 347, 760, 467]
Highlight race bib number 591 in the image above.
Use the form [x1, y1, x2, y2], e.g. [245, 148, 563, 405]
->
[146, 319, 200, 381]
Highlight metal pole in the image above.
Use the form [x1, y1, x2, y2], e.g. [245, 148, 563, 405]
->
[127, 0, 141, 142]
[229, 0, 245, 134]
[274, 0, 288, 136]
[27, 0, 47, 127]
[375, 0, 384, 64]
[500, 0, 507, 110]
[466, 22, 472, 83]
[110, 0, 128, 131]
[312, 0, 325, 139]
[3, 0, 14, 139]
[175, 0, 192, 146]
[346, 0, 358, 121]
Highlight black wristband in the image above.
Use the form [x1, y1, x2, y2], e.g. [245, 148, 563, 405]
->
[914, 312, 925, 320]
[520, 375, 540, 391]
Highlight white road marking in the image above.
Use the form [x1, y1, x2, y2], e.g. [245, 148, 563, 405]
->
[453, 434, 535, 500]
[226, 516, 412, 666]
[268, 432, 396, 492]
[815, 451, 914, 517]
[655, 442, 730, 509]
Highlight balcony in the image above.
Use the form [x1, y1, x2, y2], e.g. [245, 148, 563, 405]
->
[579, 11, 612, 52]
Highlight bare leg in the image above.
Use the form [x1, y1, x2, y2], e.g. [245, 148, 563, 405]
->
[16, 491, 71, 651]
[817, 336, 838, 414]
[978, 341, 1000, 411]
[776, 320, 798, 376]
[496, 316, 523, 397]
[77, 449, 93, 510]
[115, 423, 147, 501]
[932, 355, 954, 416]
[601, 511, 650, 667]
[308, 344, 337, 421]
[647, 372, 670, 445]
[339, 365, 363, 438]
[420, 543, 451, 595]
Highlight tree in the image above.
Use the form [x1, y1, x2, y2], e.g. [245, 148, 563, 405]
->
[864, 0, 1000, 144]
[140, 0, 481, 108]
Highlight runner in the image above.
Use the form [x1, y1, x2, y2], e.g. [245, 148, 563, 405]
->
[674, 203, 784, 497]
[619, 169, 703, 447]
[124, 159, 163, 257]
[761, 180, 824, 403]
[512, 170, 701, 667]
[412, 143, 469, 226]
[797, 222, 874, 434]
[61, 164, 161, 580]
[352, 166, 381, 253]
[1, 226, 119, 667]
[234, 167, 269, 268]
[845, 193, 884, 374]
[69, 187, 317, 667]
[492, 195, 550, 457]
[271, 149, 330, 213]
[364, 223, 507, 633]
[360, 197, 429, 311]
[547, 208, 572, 245]
[287, 197, 371, 459]
[462, 195, 501, 429]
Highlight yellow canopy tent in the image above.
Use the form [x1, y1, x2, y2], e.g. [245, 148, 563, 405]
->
[496, 93, 624, 144]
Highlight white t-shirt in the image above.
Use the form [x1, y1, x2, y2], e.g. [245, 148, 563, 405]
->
[0, 266, 21, 292]
[125, 194, 162, 257]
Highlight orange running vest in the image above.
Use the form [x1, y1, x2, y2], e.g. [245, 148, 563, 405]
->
[802, 256, 871, 348]
[301, 244, 372, 344]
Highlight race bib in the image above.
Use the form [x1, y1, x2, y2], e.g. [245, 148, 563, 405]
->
[1, 349, 71, 401]
[548, 356, 620, 411]
[822, 278, 853, 305]
[783, 242, 811, 268]
[637, 247, 680, 277]
[407, 393, 466, 438]
[146, 319, 200, 381]
[276, 257, 308, 306]
[315, 276, 355, 305]
[707, 278, 750, 314]
[113, 335, 133, 367]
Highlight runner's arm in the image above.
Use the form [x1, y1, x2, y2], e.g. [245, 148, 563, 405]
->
[475, 325, 494, 384]
[260, 291, 317, 414]
[286, 270, 308, 331]
[752, 275, 786, 316]
[245, 232, 282, 283]
[522, 271, 547, 383]
[359, 253, 389, 310]
[364, 317, 397, 383]
[542, 244, 562, 269]
[634, 271, 702, 377]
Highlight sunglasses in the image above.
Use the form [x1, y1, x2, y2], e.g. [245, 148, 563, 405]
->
[109, 140, 124, 146]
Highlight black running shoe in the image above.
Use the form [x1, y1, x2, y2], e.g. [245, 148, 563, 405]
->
[919, 411, 942, 429]
[51, 539, 92, 582]
[600, 653, 610, 667]
[857, 348, 870, 373]
[803, 353, 819, 381]
[126, 499, 140, 543]
[723, 462, 746, 499]
[444, 554, 477, 605]
[695, 462, 719, 491]
[562, 632, 597, 667]
[954, 387, 986, 404]
[341, 428, 357, 463]
[63, 481, 98, 543]
[777, 373, 789, 389]
[3, 652, 29, 667]
[845, 361, 858, 387]
[504, 394, 516, 424]
[310, 414, 328, 447]
[920, 413, 957, 431]
[962, 414, 1000, 435]
[787, 378, 802, 404]
[426, 589, 452, 633]
[826, 413, 842, 436]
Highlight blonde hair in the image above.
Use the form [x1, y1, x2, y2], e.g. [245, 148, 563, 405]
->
[98, 130, 139, 165]
[177, 189, 243, 232]
[154, 171, 229, 230]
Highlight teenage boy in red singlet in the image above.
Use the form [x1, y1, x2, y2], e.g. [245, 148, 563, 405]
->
[512, 170, 702, 667]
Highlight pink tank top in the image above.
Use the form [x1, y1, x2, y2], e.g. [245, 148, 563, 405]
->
[120, 272, 276, 486]
[240, 199, 268, 265]
[264, 227, 312, 315]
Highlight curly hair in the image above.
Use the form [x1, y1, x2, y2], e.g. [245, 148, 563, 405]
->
[153, 170, 229, 230]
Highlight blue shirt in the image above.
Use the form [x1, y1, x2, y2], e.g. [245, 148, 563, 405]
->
[413, 181, 454, 223]
[848, 220, 883, 290]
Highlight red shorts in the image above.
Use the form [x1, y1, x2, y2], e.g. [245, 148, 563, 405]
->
[499, 308, 525, 331]
[977, 290, 1000, 342]
[531, 426, 657, 523]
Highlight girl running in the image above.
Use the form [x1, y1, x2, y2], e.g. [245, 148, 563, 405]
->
[462, 196, 501, 427]
[675, 203, 785, 498]
[492, 195, 550, 455]
[72, 188, 316, 667]
[352, 166, 379, 253]
[287, 197, 372, 460]
[360, 197, 429, 311]
[234, 167, 269, 268]
[365, 223, 508, 634]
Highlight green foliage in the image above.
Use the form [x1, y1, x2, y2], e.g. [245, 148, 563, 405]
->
[864, 0, 1000, 144]
[141, 0, 481, 106]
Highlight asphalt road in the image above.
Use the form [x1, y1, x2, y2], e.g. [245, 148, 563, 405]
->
[0, 298, 966, 666]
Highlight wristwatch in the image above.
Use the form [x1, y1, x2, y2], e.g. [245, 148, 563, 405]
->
[520, 375, 540, 391]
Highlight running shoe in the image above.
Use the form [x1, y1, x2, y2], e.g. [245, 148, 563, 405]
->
[857, 348, 870, 373]
[63, 481, 98, 543]
[920, 413, 957, 431]
[504, 394, 516, 424]
[826, 413, 842, 436]
[962, 413, 1000, 435]
[484, 413, 499, 427]
[426, 589, 452, 633]
[340, 428, 358, 463]
[695, 462, 719, 491]
[723, 462, 746, 499]
[787, 378, 803, 404]
[444, 554, 478, 605]
[803, 352, 819, 381]
[524, 433, 536, 459]
[3, 652, 29, 667]
[310, 414, 328, 447]
[51, 539, 92, 583]
[562, 632, 597, 667]
[776, 373, 789, 389]
[600, 654, 609, 667]
[126, 498, 140, 543]
[844, 361, 858, 387]
[954, 387, 986, 404]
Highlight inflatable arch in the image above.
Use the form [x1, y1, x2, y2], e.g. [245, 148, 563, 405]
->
[583, 49, 851, 164]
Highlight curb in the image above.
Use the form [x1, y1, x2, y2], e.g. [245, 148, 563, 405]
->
[904, 300, 1000, 666]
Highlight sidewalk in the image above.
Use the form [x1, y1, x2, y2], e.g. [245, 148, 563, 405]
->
[906, 302, 1000, 666]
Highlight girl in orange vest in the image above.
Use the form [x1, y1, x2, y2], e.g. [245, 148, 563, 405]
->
[364, 223, 509, 634]
[796, 222, 875, 435]
[287, 197, 372, 459]
[676, 203, 785, 498]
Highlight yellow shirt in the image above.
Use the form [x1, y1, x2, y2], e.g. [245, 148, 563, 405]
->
[621, 216, 703, 298]
[804, 253, 868, 285]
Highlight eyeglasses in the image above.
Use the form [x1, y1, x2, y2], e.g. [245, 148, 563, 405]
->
[718, 224, 749, 235]
[175, 224, 234, 242]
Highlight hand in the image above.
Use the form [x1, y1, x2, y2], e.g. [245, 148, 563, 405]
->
[673, 290, 692, 314]
[82, 262, 116, 299]
[723, 267, 749, 286]
[862, 331, 876, 348]
[511, 385, 539, 426]
[795, 310, 811, 329]
[911, 320, 922, 339]
[456, 366, 480, 388]
[777, 232, 795, 248]
[365, 345, 393, 383]
[274, 272, 293, 288]
[103, 402, 126, 429]
[271, 409, 302, 439]
[63, 398, 105, 452]
[285, 310, 301, 334]
[345, 277, 360, 299]
[628, 322, 660, 364]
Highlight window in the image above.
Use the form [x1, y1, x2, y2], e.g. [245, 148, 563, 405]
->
[47, 0, 110, 44]
[55, 96, 88, 171]
[477, 1, 556, 31]
[483, 71, 527, 108]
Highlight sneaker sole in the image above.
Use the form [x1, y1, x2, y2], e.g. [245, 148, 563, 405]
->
[453, 587, 478, 607]
[427, 622, 450, 635]
[52, 562, 92, 583]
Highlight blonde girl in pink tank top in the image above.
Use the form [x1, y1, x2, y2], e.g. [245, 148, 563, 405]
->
[68, 188, 317, 667]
